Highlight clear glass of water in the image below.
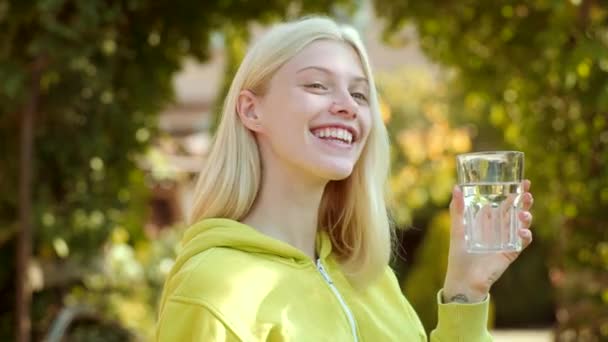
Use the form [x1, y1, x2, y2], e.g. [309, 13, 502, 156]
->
[456, 151, 525, 253]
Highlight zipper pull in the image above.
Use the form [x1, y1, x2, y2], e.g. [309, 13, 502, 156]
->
[316, 258, 334, 284]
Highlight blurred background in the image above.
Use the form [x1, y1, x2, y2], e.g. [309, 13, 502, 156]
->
[1, 0, 607, 341]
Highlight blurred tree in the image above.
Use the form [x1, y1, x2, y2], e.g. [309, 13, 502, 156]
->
[375, 0, 608, 339]
[376, 66, 479, 331]
[377, 67, 472, 227]
[0, 1, 353, 340]
[211, 22, 249, 132]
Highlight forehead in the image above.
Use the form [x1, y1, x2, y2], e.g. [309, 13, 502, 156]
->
[280, 39, 367, 80]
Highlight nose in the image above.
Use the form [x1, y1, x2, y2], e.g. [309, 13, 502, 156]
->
[329, 91, 358, 119]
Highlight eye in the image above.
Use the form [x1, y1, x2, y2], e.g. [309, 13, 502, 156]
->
[351, 92, 368, 102]
[305, 82, 327, 90]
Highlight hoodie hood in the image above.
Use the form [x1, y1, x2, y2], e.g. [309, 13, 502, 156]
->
[170, 218, 333, 276]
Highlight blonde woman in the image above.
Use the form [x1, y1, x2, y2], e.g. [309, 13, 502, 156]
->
[156, 16, 534, 341]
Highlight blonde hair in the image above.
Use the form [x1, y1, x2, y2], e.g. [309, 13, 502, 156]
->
[189, 16, 393, 286]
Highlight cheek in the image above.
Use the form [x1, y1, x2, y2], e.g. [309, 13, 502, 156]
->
[292, 89, 329, 115]
[359, 109, 374, 141]
[267, 91, 326, 130]
[261, 101, 311, 146]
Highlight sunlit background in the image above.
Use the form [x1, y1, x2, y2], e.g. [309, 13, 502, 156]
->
[1, 0, 607, 341]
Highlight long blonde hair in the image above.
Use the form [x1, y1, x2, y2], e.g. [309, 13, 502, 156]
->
[189, 16, 393, 286]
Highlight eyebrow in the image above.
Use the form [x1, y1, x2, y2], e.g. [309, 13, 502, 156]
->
[296, 66, 369, 85]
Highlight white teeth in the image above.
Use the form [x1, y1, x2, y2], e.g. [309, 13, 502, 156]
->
[311, 127, 353, 144]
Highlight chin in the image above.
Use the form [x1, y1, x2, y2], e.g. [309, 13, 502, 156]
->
[315, 164, 355, 181]
[296, 153, 360, 183]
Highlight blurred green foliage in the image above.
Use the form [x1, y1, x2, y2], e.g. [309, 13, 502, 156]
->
[375, 0, 608, 339]
[376, 66, 473, 330]
[0, 0, 352, 339]
[3, 0, 604, 338]
[401, 212, 451, 334]
[377, 67, 472, 226]
[377, 66, 553, 331]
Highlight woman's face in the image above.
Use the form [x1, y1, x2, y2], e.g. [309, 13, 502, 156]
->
[245, 39, 372, 183]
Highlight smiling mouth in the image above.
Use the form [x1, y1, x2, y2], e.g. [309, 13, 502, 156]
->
[310, 127, 354, 145]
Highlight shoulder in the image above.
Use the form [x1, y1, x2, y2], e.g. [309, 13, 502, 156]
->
[160, 248, 308, 340]
[360, 265, 401, 298]
[361, 265, 426, 323]
[159, 248, 272, 341]
[165, 246, 306, 308]
[362, 265, 402, 295]
[167, 247, 262, 299]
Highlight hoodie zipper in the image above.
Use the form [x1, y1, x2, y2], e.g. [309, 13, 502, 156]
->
[316, 258, 359, 342]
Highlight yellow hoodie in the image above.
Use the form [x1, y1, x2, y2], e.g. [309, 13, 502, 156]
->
[156, 218, 492, 341]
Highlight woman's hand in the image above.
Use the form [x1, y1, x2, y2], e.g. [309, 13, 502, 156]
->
[442, 180, 534, 303]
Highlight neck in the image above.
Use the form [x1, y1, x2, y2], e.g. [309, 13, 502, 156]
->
[241, 150, 326, 260]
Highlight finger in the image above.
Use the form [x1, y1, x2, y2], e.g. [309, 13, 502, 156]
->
[523, 179, 531, 192]
[449, 185, 465, 234]
[522, 192, 534, 211]
[518, 228, 533, 248]
[449, 185, 464, 215]
[501, 192, 516, 215]
[475, 204, 492, 243]
[518, 211, 533, 229]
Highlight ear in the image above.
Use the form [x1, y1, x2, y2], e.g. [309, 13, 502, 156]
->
[236, 89, 263, 133]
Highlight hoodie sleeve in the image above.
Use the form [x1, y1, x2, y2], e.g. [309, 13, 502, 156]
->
[156, 297, 242, 342]
[429, 289, 493, 342]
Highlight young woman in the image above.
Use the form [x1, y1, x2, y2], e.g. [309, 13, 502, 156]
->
[156, 16, 534, 341]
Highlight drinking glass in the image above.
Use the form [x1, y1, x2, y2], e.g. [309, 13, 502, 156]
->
[456, 151, 525, 253]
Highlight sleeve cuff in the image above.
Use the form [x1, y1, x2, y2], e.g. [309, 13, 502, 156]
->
[431, 289, 492, 341]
